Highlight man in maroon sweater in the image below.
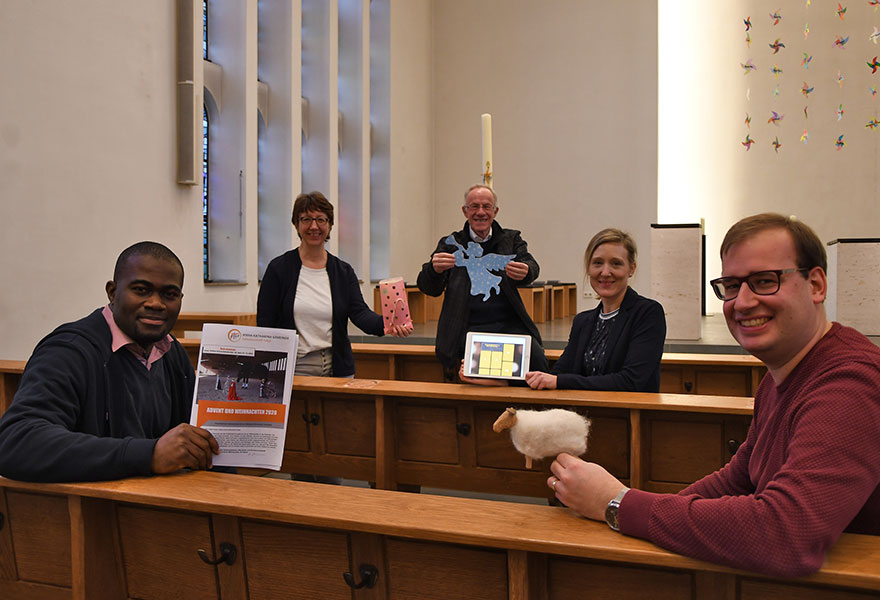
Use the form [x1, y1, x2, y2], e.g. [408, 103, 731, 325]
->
[547, 213, 880, 577]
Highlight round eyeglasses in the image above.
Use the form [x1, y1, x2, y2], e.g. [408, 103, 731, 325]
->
[709, 268, 810, 301]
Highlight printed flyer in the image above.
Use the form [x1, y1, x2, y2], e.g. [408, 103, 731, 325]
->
[189, 323, 298, 470]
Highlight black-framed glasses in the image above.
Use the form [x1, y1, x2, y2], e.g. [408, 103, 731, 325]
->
[709, 268, 810, 301]
[299, 216, 329, 226]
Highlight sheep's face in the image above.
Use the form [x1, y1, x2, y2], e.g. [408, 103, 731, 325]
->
[492, 407, 517, 432]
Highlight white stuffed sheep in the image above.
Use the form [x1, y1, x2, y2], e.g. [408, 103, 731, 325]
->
[492, 407, 591, 469]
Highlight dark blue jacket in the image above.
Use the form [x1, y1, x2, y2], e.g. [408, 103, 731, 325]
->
[257, 248, 383, 377]
[552, 287, 666, 391]
[0, 309, 195, 482]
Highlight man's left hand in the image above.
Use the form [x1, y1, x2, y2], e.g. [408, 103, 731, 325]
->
[548, 453, 626, 521]
[505, 261, 529, 281]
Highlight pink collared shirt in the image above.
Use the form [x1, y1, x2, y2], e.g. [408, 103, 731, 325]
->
[102, 305, 172, 370]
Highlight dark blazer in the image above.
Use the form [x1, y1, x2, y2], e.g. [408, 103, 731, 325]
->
[552, 287, 666, 392]
[416, 220, 543, 372]
[257, 248, 383, 377]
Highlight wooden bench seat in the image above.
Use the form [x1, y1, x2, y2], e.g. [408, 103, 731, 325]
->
[0, 472, 876, 599]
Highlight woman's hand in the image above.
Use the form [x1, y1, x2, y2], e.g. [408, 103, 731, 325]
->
[525, 371, 557, 389]
[388, 323, 413, 337]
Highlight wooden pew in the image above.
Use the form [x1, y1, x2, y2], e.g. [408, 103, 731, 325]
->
[0, 367, 751, 498]
[0, 472, 876, 599]
[0, 360, 23, 417]
[286, 376, 753, 497]
[170, 311, 256, 339]
[280, 342, 766, 397]
[177, 340, 769, 397]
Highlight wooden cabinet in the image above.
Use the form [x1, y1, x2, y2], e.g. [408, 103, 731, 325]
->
[282, 378, 754, 498]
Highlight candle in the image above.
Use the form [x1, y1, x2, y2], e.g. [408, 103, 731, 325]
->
[481, 113, 493, 187]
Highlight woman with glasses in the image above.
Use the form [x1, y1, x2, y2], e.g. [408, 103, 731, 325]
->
[524, 228, 666, 391]
[258, 191, 411, 377]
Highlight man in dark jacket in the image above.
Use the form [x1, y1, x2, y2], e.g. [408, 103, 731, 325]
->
[0, 242, 218, 482]
[417, 184, 548, 380]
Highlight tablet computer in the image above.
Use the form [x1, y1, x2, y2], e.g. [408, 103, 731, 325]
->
[463, 331, 531, 380]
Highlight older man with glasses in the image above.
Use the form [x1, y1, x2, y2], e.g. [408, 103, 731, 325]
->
[417, 184, 548, 381]
[542, 212, 880, 577]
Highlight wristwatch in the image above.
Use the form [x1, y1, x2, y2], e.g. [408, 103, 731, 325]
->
[604, 487, 629, 532]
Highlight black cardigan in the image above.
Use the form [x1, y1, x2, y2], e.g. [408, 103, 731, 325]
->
[552, 287, 666, 392]
[257, 248, 383, 377]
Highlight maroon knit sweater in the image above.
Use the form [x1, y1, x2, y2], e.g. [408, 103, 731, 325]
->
[619, 323, 880, 577]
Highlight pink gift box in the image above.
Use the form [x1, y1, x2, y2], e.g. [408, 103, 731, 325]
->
[378, 277, 412, 334]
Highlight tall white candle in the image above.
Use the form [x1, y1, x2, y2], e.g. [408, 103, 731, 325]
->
[481, 113, 493, 187]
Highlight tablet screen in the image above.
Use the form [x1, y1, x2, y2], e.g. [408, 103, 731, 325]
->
[463, 332, 531, 380]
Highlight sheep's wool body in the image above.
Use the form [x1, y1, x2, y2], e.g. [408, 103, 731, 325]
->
[509, 409, 590, 460]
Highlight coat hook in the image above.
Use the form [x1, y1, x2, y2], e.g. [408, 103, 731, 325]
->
[343, 564, 378, 589]
[197, 542, 237, 566]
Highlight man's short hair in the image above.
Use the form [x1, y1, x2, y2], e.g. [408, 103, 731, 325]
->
[292, 191, 334, 239]
[463, 184, 498, 207]
[720, 213, 827, 272]
[113, 242, 184, 284]
[584, 228, 638, 272]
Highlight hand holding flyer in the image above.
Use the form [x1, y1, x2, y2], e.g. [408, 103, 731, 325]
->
[189, 324, 298, 470]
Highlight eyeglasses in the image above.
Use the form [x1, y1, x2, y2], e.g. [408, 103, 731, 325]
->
[465, 203, 496, 213]
[299, 216, 329, 226]
[709, 268, 810, 301]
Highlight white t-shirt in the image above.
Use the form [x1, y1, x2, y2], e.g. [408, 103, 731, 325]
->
[294, 265, 333, 357]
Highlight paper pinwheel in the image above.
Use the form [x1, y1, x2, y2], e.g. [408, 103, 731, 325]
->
[835, 134, 845, 150]
[772, 65, 784, 77]
[772, 137, 782, 152]
[742, 134, 755, 150]
[744, 16, 752, 31]
[833, 35, 849, 49]
[867, 118, 880, 129]
[800, 129, 809, 143]
[770, 10, 782, 25]
[768, 111, 784, 125]
[804, 23, 810, 39]
[745, 113, 751, 127]
[869, 57, 880, 73]
[802, 82, 815, 97]
[742, 59, 757, 73]
[770, 39, 785, 54]
[871, 26, 880, 44]
[837, 104, 845, 120]
[802, 53, 812, 68]
[837, 3, 847, 19]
